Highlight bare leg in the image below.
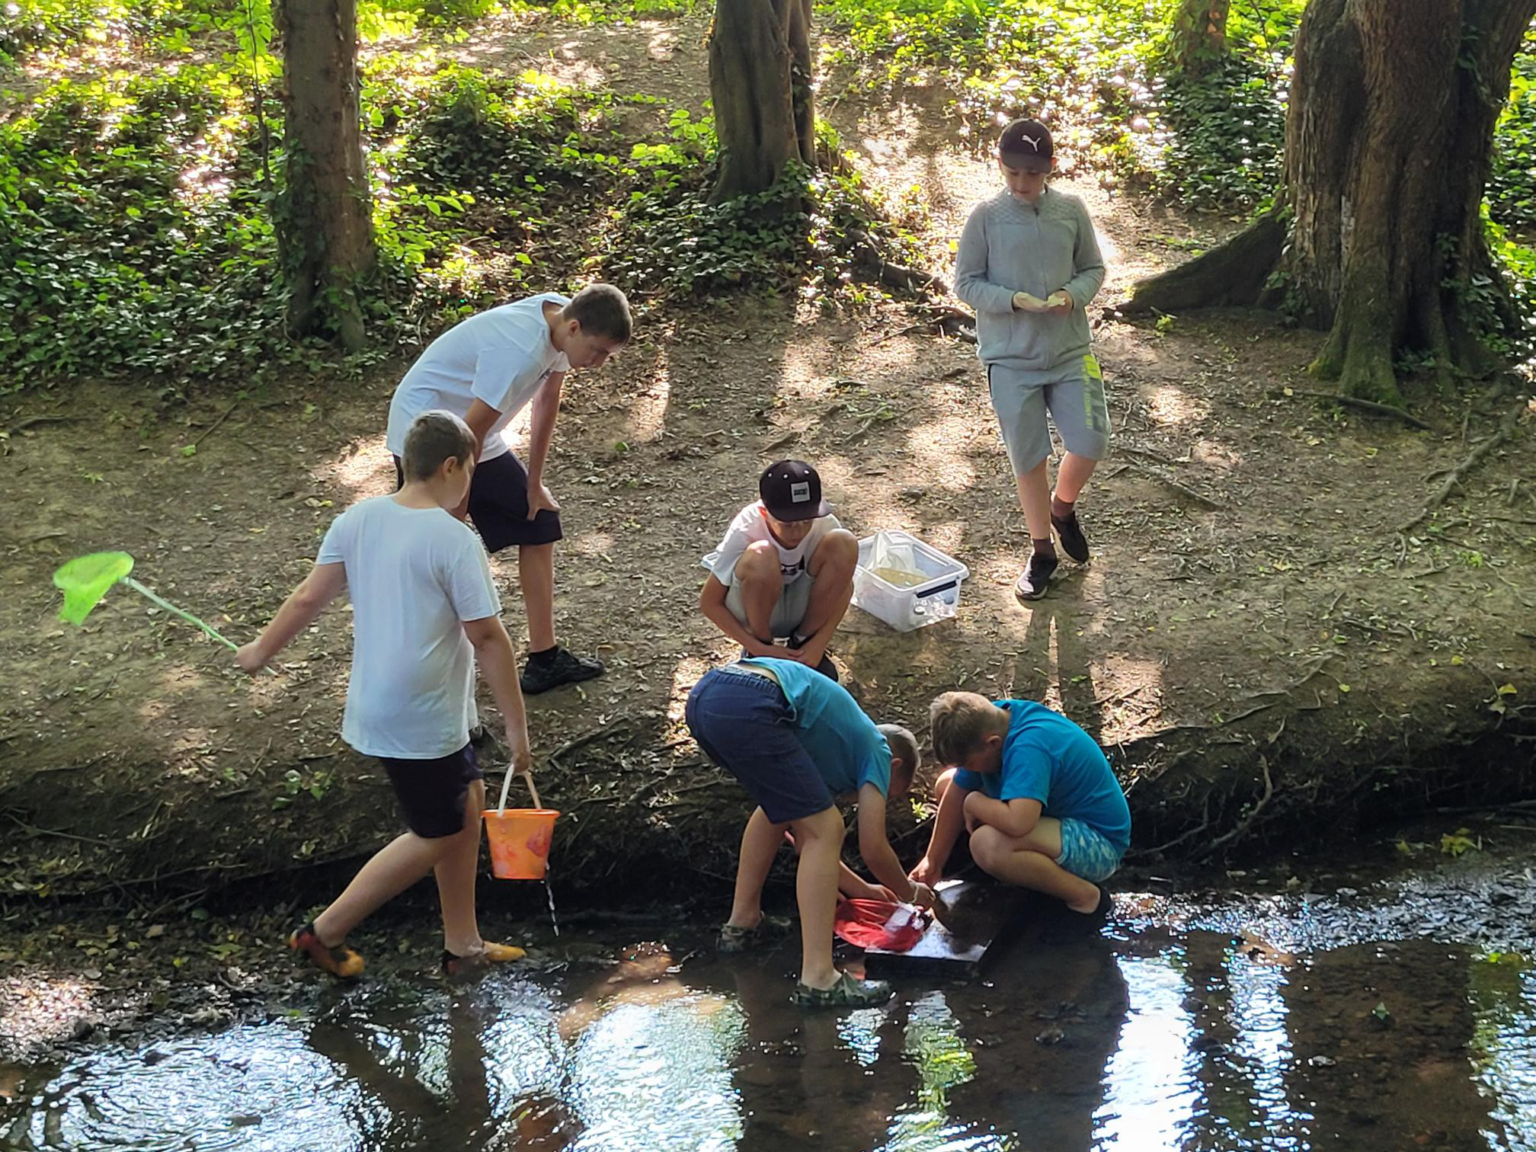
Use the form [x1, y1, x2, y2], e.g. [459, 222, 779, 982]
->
[314, 833, 452, 946]
[1053, 452, 1098, 505]
[969, 819, 1099, 912]
[788, 805, 846, 989]
[795, 529, 857, 663]
[733, 542, 784, 644]
[726, 806, 786, 929]
[1014, 460, 1052, 542]
[435, 779, 487, 956]
[519, 543, 556, 652]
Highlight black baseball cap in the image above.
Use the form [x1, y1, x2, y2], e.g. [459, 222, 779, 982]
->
[998, 118, 1053, 173]
[760, 459, 831, 522]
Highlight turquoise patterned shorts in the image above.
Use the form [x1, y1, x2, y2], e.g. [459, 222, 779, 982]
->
[1055, 817, 1123, 883]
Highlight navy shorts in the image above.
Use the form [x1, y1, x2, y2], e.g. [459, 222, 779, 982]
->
[379, 743, 483, 839]
[684, 666, 834, 824]
[394, 451, 562, 551]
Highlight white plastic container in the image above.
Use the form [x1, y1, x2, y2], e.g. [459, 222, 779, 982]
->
[851, 530, 970, 632]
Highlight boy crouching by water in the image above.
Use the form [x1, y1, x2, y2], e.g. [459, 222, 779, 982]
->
[686, 657, 935, 1008]
[237, 411, 533, 978]
[910, 693, 1129, 919]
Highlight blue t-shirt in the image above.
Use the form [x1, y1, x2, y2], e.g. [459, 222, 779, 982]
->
[740, 658, 892, 797]
[953, 700, 1130, 850]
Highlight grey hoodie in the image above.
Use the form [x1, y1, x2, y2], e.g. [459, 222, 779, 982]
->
[954, 187, 1106, 375]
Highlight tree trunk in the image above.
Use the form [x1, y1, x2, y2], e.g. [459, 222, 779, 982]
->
[1168, 0, 1229, 75]
[1125, 0, 1536, 406]
[275, 0, 374, 351]
[708, 0, 815, 202]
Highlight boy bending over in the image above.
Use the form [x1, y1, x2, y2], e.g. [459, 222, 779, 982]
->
[686, 657, 934, 1008]
[385, 284, 631, 694]
[911, 692, 1128, 919]
[238, 411, 532, 978]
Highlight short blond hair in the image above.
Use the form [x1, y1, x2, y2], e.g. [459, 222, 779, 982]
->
[929, 692, 1008, 764]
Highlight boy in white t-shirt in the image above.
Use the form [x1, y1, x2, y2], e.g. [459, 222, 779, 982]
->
[238, 411, 533, 980]
[699, 460, 857, 680]
[384, 284, 632, 695]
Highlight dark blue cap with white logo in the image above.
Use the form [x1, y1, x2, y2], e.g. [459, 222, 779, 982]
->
[760, 459, 831, 522]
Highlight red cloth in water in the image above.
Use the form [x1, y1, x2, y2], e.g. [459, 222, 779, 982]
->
[834, 898, 926, 952]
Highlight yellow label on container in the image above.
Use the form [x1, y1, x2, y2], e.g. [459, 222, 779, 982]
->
[1083, 353, 1103, 381]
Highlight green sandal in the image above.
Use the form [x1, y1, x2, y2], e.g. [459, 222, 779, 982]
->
[717, 914, 792, 954]
[791, 971, 893, 1009]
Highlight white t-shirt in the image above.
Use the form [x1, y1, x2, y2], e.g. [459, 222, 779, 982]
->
[316, 496, 502, 759]
[706, 502, 841, 586]
[385, 294, 572, 462]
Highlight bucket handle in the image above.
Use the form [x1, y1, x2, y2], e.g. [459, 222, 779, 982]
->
[495, 766, 542, 816]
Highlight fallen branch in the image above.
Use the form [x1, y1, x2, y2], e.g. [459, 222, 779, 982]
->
[7, 414, 79, 433]
[547, 717, 635, 766]
[1399, 405, 1524, 532]
[1278, 388, 1434, 431]
[191, 400, 240, 449]
[1120, 460, 1225, 509]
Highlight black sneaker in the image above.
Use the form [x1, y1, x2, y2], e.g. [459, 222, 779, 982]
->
[1013, 554, 1059, 602]
[520, 647, 605, 695]
[1051, 511, 1091, 563]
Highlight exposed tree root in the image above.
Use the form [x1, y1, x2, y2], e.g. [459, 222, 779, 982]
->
[1278, 388, 1435, 431]
[1118, 214, 1286, 316]
[1398, 404, 1525, 533]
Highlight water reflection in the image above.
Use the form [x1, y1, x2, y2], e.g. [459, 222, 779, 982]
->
[5, 918, 1536, 1151]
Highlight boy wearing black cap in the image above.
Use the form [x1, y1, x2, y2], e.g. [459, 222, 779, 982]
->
[956, 118, 1109, 602]
[699, 460, 857, 680]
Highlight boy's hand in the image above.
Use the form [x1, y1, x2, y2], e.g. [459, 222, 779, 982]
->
[235, 642, 267, 675]
[856, 881, 899, 903]
[526, 482, 560, 520]
[907, 881, 936, 909]
[1046, 289, 1074, 315]
[506, 730, 532, 776]
[909, 857, 943, 886]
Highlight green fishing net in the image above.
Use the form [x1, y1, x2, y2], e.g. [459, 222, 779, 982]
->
[53, 551, 135, 625]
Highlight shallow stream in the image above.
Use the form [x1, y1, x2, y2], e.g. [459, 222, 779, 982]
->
[4, 832, 1536, 1151]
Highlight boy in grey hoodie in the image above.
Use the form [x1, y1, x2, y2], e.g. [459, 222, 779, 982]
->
[955, 119, 1108, 601]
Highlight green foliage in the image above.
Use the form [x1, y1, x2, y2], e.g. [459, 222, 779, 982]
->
[1488, 25, 1536, 229]
[0, 68, 286, 385]
[1147, 56, 1285, 209]
[816, 0, 1300, 205]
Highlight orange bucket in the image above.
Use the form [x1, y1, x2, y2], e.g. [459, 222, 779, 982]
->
[483, 808, 559, 880]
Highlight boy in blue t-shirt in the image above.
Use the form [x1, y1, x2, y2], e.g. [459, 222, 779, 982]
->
[685, 658, 935, 1009]
[910, 692, 1130, 919]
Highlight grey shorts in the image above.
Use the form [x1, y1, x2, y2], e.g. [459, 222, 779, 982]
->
[725, 573, 814, 638]
[988, 353, 1111, 475]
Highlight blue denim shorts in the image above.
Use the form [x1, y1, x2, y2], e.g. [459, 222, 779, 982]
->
[684, 666, 833, 824]
[1055, 817, 1123, 883]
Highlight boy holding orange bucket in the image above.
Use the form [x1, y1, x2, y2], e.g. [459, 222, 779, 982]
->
[686, 657, 934, 1008]
[237, 410, 533, 979]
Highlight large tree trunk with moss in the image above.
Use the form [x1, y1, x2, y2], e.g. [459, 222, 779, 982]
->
[707, 0, 814, 202]
[1168, 0, 1228, 75]
[275, 0, 374, 351]
[1125, 0, 1535, 406]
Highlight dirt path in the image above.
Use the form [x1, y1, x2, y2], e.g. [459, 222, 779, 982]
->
[2, 10, 1534, 901]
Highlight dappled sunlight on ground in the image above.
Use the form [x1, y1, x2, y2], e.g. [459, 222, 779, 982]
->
[1147, 383, 1212, 428]
[321, 435, 394, 502]
[0, 970, 104, 1056]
